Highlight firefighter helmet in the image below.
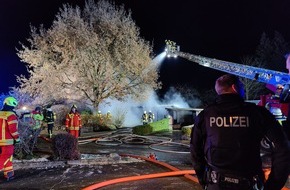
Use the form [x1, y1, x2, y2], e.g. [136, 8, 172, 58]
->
[72, 104, 77, 109]
[3, 96, 18, 107]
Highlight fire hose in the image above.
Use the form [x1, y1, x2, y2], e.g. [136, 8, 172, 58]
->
[39, 135, 289, 190]
[82, 154, 198, 190]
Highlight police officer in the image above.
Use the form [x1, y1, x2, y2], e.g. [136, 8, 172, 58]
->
[190, 74, 289, 190]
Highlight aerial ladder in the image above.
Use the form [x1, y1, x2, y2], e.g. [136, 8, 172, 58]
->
[164, 40, 290, 106]
[165, 40, 290, 87]
[164, 40, 290, 143]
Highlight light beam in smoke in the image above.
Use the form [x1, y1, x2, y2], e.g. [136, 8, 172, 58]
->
[152, 52, 166, 67]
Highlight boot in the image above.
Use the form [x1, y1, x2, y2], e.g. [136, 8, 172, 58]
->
[5, 171, 14, 181]
[49, 130, 52, 138]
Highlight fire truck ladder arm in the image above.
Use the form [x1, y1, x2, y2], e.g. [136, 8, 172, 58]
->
[165, 40, 290, 86]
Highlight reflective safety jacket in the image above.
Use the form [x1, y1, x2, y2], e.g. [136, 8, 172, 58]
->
[30, 111, 44, 130]
[0, 111, 19, 146]
[148, 112, 155, 122]
[142, 113, 148, 122]
[65, 112, 81, 130]
[190, 94, 290, 190]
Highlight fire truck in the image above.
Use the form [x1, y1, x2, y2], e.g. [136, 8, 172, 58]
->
[164, 40, 290, 151]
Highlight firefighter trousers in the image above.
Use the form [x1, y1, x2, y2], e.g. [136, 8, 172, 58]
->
[69, 130, 79, 138]
[0, 145, 14, 179]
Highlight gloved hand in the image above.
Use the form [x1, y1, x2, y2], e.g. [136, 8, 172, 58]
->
[14, 138, 20, 145]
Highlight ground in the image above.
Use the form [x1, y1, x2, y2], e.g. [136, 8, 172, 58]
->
[0, 129, 203, 190]
[0, 128, 289, 190]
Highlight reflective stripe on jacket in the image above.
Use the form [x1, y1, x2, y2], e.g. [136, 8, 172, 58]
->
[0, 111, 19, 146]
[65, 113, 81, 130]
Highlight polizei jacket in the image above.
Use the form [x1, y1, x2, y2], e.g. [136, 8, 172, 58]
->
[190, 94, 289, 190]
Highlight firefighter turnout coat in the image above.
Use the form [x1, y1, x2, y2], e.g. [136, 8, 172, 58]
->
[0, 111, 19, 146]
[65, 112, 82, 138]
[190, 94, 290, 190]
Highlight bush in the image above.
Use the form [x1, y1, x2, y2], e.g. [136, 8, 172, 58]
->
[51, 133, 80, 160]
[132, 124, 153, 135]
[82, 111, 124, 131]
[112, 109, 126, 129]
[132, 118, 170, 135]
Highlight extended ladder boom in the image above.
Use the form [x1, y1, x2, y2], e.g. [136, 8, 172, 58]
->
[165, 40, 290, 86]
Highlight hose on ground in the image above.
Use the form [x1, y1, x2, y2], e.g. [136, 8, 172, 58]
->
[82, 170, 196, 190]
[82, 153, 198, 190]
[121, 154, 198, 182]
[149, 141, 190, 154]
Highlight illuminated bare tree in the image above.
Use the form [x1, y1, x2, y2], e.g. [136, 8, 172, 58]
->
[240, 31, 290, 100]
[16, 0, 160, 109]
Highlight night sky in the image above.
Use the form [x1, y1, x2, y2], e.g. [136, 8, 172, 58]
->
[1, 0, 290, 94]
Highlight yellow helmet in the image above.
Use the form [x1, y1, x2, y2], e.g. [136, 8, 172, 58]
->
[3, 96, 18, 107]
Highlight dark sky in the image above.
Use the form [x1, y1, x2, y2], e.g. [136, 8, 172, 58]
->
[1, 0, 290, 94]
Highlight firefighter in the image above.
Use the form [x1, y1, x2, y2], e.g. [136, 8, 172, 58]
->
[0, 96, 20, 181]
[65, 105, 82, 138]
[97, 110, 102, 119]
[106, 111, 112, 120]
[44, 105, 55, 138]
[96, 110, 103, 126]
[190, 74, 289, 190]
[105, 111, 112, 125]
[29, 106, 44, 149]
[148, 111, 155, 123]
[30, 106, 44, 130]
[142, 111, 148, 125]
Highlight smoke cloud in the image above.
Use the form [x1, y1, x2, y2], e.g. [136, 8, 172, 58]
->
[99, 88, 200, 127]
[99, 52, 201, 127]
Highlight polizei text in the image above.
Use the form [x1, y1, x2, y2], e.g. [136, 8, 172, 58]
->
[209, 116, 249, 127]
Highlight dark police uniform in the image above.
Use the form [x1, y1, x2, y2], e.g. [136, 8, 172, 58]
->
[190, 94, 289, 190]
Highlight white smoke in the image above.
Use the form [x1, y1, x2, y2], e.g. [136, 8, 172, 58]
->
[99, 89, 195, 127]
[99, 52, 201, 127]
